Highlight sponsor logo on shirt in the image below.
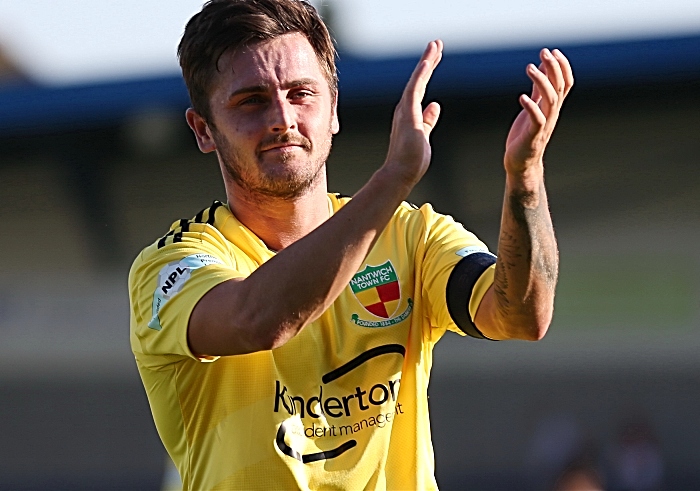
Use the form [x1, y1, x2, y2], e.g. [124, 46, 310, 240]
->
[274, 344, 405, 463]
[147, 254, 223, 331]
[349, 260, 412, 328]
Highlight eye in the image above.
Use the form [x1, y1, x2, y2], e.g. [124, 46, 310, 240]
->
[238, 95, 266, 106]
[289, 89, 314, 101]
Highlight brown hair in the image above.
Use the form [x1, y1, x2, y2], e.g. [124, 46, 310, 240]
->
[178, 0, 338, 123]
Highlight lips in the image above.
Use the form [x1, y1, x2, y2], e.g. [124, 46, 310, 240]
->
[261, 143, 303, 152]
[259, 134, 311, 153]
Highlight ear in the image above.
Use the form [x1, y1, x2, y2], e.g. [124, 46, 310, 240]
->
[330, 93, 340, 135]
[186, 108, 217, 153]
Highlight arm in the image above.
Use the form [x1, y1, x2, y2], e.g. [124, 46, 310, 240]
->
[474, 48, 574, 341]
[188, 41, 444, 357]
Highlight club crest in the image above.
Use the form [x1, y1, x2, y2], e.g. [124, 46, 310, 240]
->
[350, 261, 402, 319]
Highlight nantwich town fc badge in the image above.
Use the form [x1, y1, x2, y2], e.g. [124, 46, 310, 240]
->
[349, 260, 413, 328]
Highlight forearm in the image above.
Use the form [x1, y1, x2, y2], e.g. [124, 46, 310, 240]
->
[489, 167, 558, 340]
[190, 168, 413, 355]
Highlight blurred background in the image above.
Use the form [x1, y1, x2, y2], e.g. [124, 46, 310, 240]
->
[0, 1, 699, 490]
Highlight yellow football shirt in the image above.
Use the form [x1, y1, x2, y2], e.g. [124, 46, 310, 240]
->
[129, 194, 496, 490]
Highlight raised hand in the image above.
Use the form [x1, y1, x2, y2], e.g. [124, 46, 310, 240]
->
[504, 49, 574, 180]
[382, 40, 443, 188]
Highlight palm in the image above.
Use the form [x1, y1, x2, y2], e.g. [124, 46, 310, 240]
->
[505, 108, 542, 175]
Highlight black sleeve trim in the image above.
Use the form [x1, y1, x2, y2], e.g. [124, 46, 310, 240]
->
[446, 252, 497, 340]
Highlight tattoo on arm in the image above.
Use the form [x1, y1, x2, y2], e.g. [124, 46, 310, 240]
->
[494, 230, 517, 319]
[494, 181, 558, 321]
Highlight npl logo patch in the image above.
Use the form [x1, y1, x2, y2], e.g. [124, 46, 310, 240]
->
[148, 253, 223, 331]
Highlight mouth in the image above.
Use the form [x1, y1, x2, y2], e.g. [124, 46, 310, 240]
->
[259, 134, 311, 154]
[260, 143, 304, 153]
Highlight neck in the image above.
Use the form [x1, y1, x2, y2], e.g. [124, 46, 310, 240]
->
[226, 174, 330, 252]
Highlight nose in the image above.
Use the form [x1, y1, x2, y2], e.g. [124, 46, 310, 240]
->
[268, 95, 296, 133]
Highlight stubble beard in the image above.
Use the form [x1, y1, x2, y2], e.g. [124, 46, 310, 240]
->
[214, 128, 333, 201]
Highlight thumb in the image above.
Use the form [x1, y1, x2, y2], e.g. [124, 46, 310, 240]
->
[422, 102, 441, 136]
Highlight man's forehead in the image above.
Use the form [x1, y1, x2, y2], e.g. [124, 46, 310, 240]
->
[217, 32, 325, 88]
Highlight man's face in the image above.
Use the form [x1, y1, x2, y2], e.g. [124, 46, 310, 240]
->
[202, 32, 339, 200]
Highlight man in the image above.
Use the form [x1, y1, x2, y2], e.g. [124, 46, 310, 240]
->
[129, 0, 573, 489]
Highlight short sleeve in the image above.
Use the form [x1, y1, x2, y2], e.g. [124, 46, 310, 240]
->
[129, 224, 245, 366]
[419, 204, 496, 338]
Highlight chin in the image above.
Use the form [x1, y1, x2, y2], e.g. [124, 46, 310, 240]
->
[257, 165, 324, 199]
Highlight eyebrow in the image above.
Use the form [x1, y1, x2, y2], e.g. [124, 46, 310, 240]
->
[227, 78, 320, 101]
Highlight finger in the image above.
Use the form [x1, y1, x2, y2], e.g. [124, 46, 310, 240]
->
[526, 63, 558, 123]
[530, 62, 543, 103]
[423, 101, 441, 136]
[540, 48, 565, 105]
[405, 60, 435, 122]
[405, 41, 440, 94]
[519, 94, 546, 135]
[552, 49, 574, 97]
[401, 40, 443, 112]
[432, 39, 444, 70]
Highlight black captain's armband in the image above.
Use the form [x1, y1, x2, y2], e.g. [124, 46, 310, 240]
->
[446, 252, 497, 339]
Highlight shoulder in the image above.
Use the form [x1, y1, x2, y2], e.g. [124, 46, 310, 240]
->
[152, 201, 230, 251]
[329, 193, 469, 244]
[128, 202, 247, 357]
[329, 192, 432, 223]
[389, 201, 454, 240]
[129, 201, 235, 290]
